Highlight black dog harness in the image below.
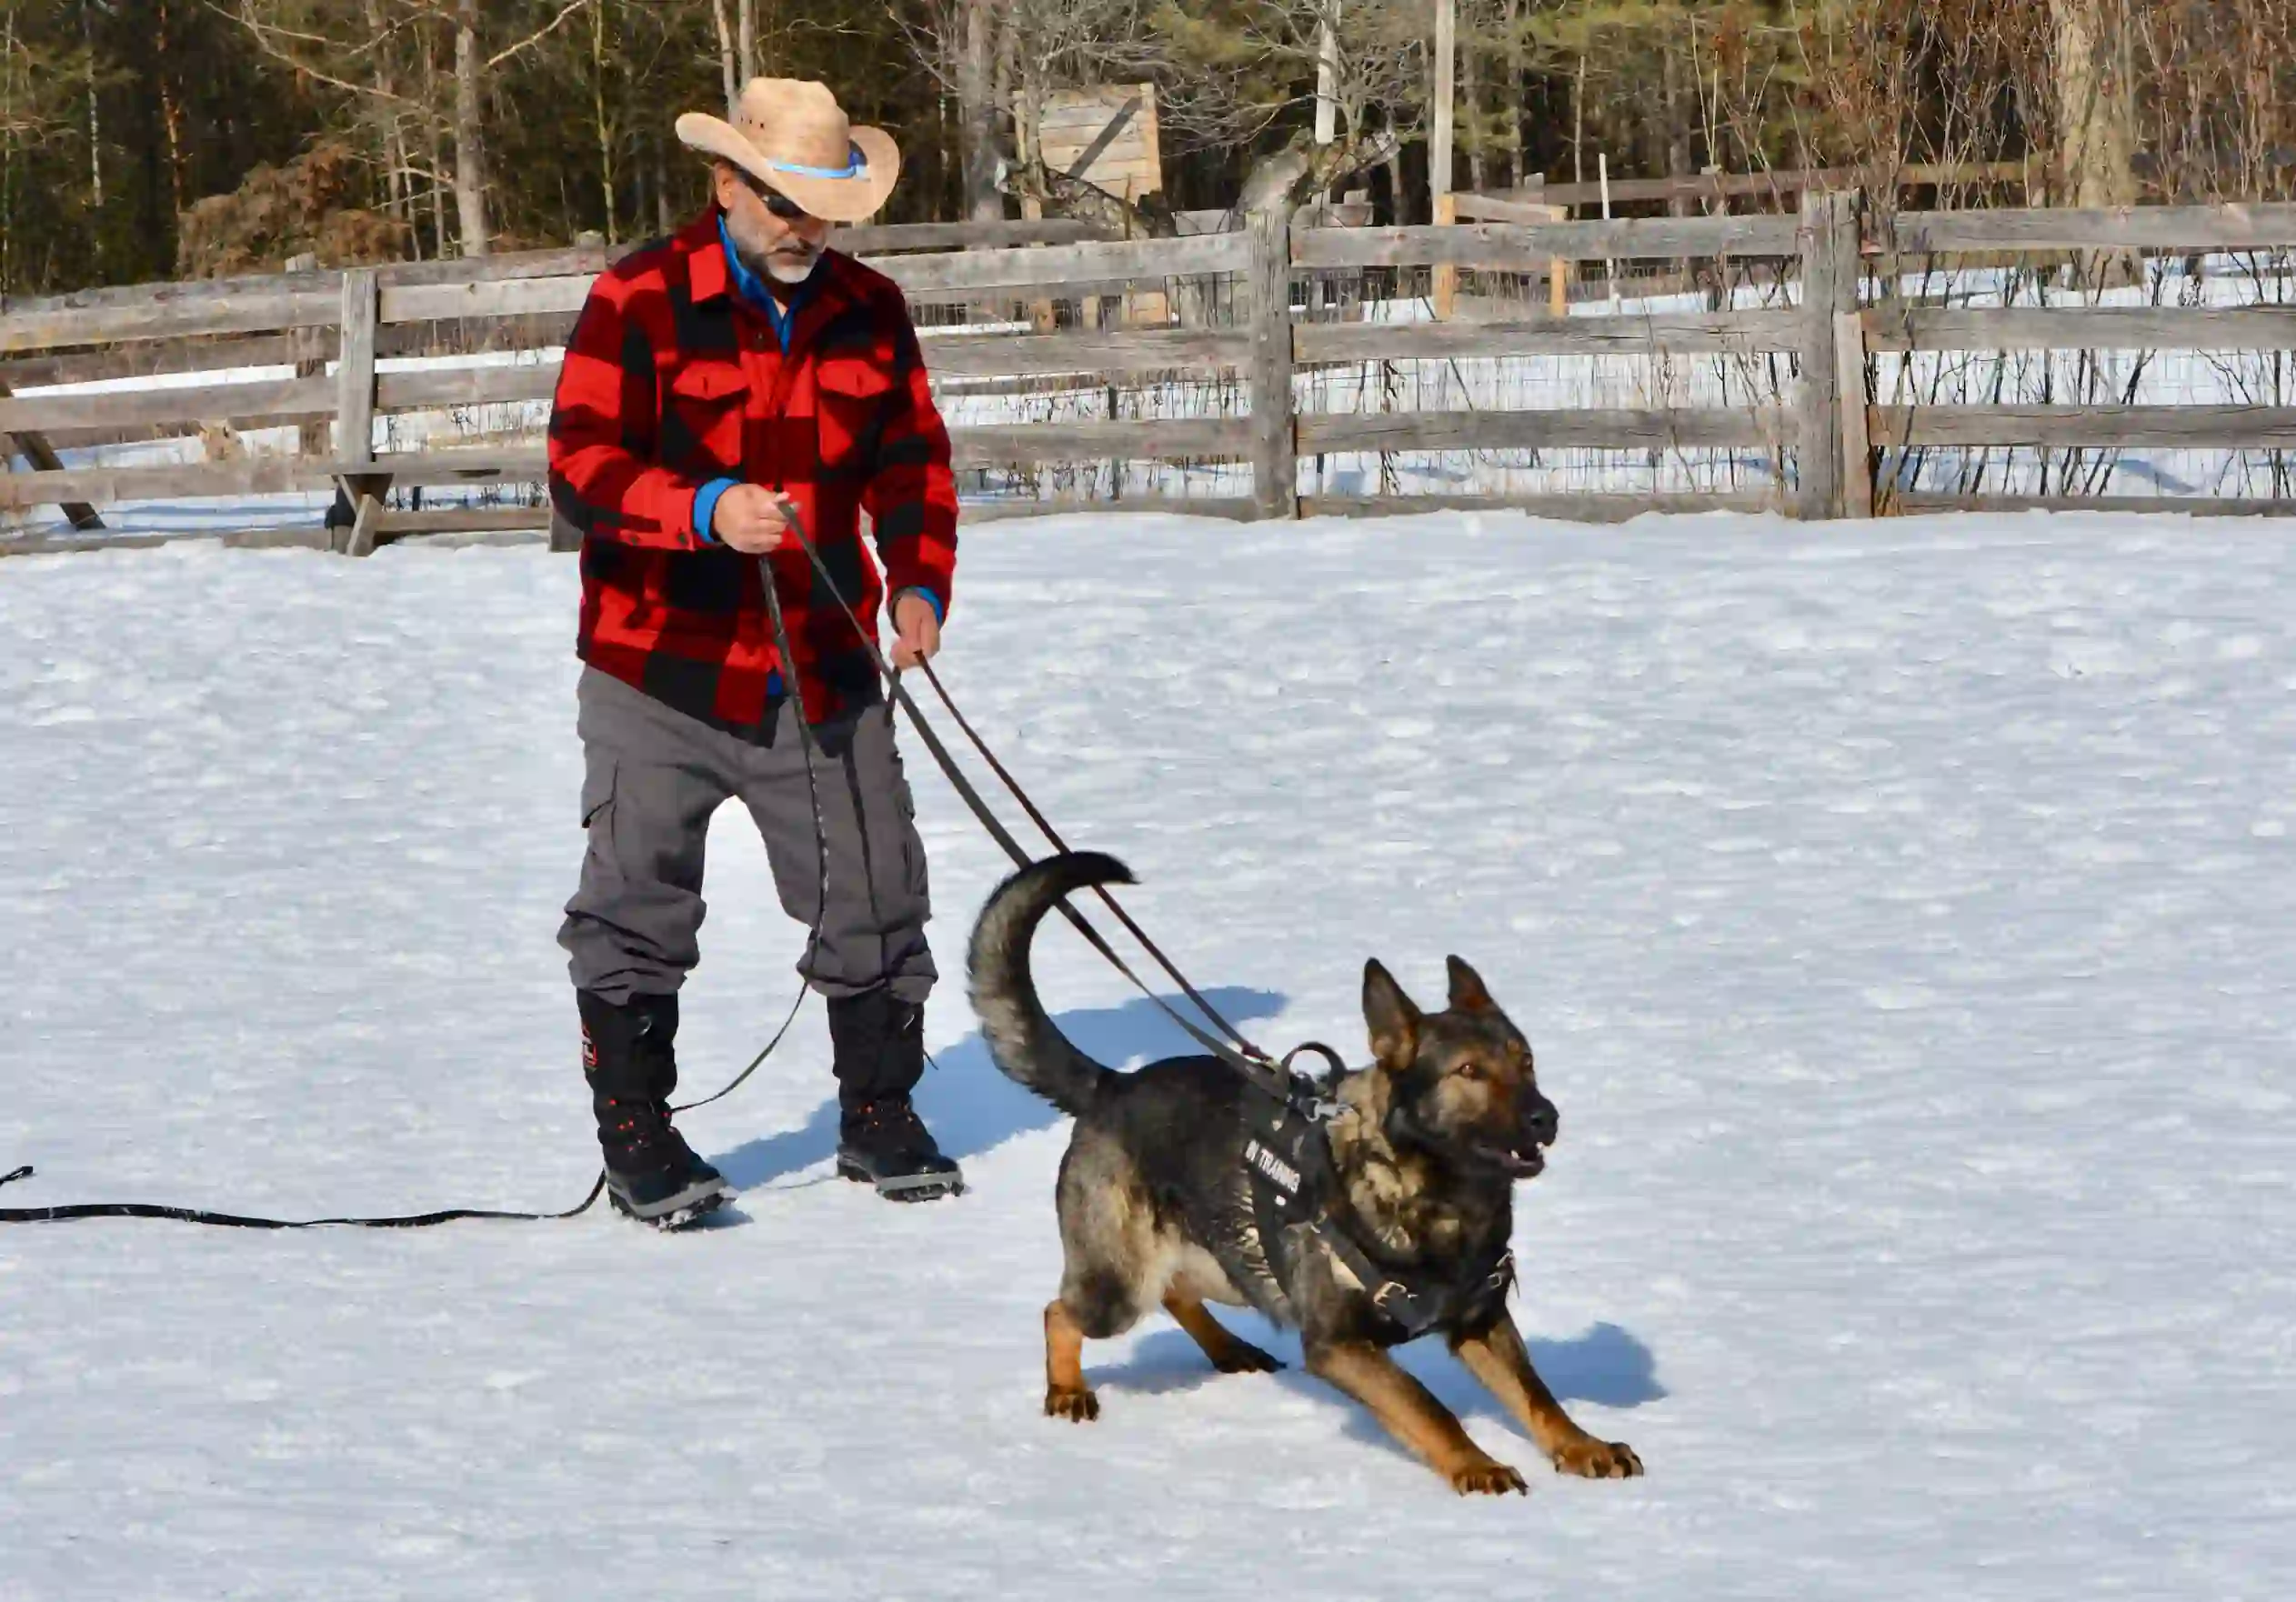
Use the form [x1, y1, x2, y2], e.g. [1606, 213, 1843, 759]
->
[1241, 1051, 1514, 1341]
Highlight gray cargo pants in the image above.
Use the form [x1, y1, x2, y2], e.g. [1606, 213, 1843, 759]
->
[558, 666, 936, 1006]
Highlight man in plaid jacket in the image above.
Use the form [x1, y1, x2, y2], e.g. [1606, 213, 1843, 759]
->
[549, 77, 962, 1227]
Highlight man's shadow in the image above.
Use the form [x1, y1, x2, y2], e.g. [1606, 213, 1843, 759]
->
[708, 985, 1289, 1190]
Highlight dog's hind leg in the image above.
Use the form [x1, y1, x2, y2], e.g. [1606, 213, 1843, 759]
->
[1043, 1128, 1162, 1421]
[1162, 1293, 1283, 1375]
[1450, 1313, 1642, 1479]
[1044, 1298, 1101, 1421]
[1306, 1339, 1527, 1496]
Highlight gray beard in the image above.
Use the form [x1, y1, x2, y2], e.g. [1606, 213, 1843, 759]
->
[761, 249, 820, 285]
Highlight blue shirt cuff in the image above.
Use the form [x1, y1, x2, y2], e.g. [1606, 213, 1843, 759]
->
[692, 477, 740, 544]
[893, 586, 944, 624]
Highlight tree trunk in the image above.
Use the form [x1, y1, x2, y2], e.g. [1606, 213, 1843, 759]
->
[2052, 0, 2135, 208]
[453, 0, 488, 256]
[711, 0, 738, 114]
[423, 36, 449, 261]
[737, 0, 757, 81]
[156, 1, 184, 216]
[1662, 35, 1691, 218]
[1504, 0, 1523, 189]
[592, 0, 615, 244]
[1, 3, 15, 292]
[1431, 0, 1455, 206]
[956, 0, 1003, 224]
[1462, 34, 1484, 194]
[81, 0, 100, 207]
[362, 0, 406, 231]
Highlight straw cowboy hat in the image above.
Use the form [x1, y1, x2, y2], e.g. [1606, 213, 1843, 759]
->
[675, 79, 899, 224]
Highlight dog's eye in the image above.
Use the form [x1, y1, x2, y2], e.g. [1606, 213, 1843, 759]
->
[1455, 1060, 1488, 1082]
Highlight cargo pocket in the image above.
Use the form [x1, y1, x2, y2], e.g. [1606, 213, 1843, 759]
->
[893, 764, 929, 921]
[578, 758, 622, 885]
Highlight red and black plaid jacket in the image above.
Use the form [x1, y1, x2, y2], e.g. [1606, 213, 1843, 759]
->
[548, 207, 958, 729]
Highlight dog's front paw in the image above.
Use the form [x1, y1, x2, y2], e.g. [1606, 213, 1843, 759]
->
[1212, 1341, 1284, 1375]
[1044, 1385, 1100, 1423]
[1449, 1460, 1529, 1497]
[1550, 1436, 1642, 1478]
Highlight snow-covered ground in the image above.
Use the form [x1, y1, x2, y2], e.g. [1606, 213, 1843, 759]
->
[2, 509, 2291, 1600]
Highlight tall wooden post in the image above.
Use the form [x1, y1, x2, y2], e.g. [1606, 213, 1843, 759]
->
[1432, 191, 1459, 319]
[1834, 310, 1874, 518]
[1794, 189, 1860, 520]
[286, 252, 329, 461]
[331, 267, 384, 556]
[1248, 207, 1298, 521]
[335, 268, 380, 467]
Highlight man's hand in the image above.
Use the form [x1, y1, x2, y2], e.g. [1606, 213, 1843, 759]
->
[891, 592, 942, 668]
[710, 484, 788, 554]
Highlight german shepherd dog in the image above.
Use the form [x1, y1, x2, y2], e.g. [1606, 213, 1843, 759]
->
[968, 851, 1644, 1496]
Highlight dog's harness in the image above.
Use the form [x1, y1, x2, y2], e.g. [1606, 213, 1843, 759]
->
[1240, 1047, 1514, 1341]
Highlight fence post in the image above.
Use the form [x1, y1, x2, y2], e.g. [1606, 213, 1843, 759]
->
[1247, 206, 1298, 520]
[335, 267, 379, 467]
[0, 375, 105, 532]
[1795, 189, 1860, 520]
[286, 252, 328, 462]
[1432, 191, 1459, 320]
[1834, 310, 1874, 517]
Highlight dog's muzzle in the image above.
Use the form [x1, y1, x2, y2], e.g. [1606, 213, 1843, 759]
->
[1397, 1095, 1559, 1179]
[1490, 1096, 1559, 1179]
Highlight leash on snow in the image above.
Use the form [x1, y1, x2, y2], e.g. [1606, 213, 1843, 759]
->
[0, 519, 839, 1230]
[0, 502, 1338, 1227]
[0, 1162, 607, 1229]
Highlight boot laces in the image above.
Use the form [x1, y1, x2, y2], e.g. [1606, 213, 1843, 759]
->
[849, 1096, 931, 1150]
[604, 1097, 698, 1166]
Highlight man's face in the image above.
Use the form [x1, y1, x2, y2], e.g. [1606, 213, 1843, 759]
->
[715, 162, 831, 285]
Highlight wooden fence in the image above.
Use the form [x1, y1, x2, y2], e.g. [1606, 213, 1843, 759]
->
[5, 196, 2296, 555]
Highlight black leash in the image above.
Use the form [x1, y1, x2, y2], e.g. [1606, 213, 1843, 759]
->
[0, 1162, 607, 1228]
[768, 501, 1335, 1116]
[2, 500, 1328, 1226]
[768, 508, 1513, 1322]
[674, 551, 833, 1117]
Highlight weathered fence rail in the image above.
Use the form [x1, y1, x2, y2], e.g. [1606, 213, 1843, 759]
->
[8, 195, 2296, 556]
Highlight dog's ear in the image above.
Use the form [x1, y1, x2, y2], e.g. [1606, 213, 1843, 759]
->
[1445, 955, 1495, 1013]
[1362, 959, 1421, 1070]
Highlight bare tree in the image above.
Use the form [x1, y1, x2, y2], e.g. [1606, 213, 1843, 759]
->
[2050, 0, 2135, 207]
[453, 0, 488, 251]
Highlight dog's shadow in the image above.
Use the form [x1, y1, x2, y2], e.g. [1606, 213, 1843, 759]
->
[1096, 1313, 1664, 1455]
[707, 985, 1289, 1190]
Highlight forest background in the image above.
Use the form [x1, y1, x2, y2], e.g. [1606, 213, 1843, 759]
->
[0, 1, 2281, 295]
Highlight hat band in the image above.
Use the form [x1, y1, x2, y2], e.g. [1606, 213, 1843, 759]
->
[763, 142, 867, 181]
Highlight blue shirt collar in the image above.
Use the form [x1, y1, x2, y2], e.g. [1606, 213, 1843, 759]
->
[716, 214, 819, 352]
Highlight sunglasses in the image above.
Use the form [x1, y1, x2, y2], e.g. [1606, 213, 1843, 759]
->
[738, 171, 816, 222]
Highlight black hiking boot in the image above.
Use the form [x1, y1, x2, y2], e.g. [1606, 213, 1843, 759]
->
[828, 989, 964, 1201]
[578, 989, 734, 1229]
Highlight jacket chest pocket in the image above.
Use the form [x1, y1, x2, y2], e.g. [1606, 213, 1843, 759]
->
[666, 361, 749, 471]
[814, 356, 892, 474]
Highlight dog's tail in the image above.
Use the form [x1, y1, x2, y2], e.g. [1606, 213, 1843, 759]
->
[967, 851, 1133, 1117]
